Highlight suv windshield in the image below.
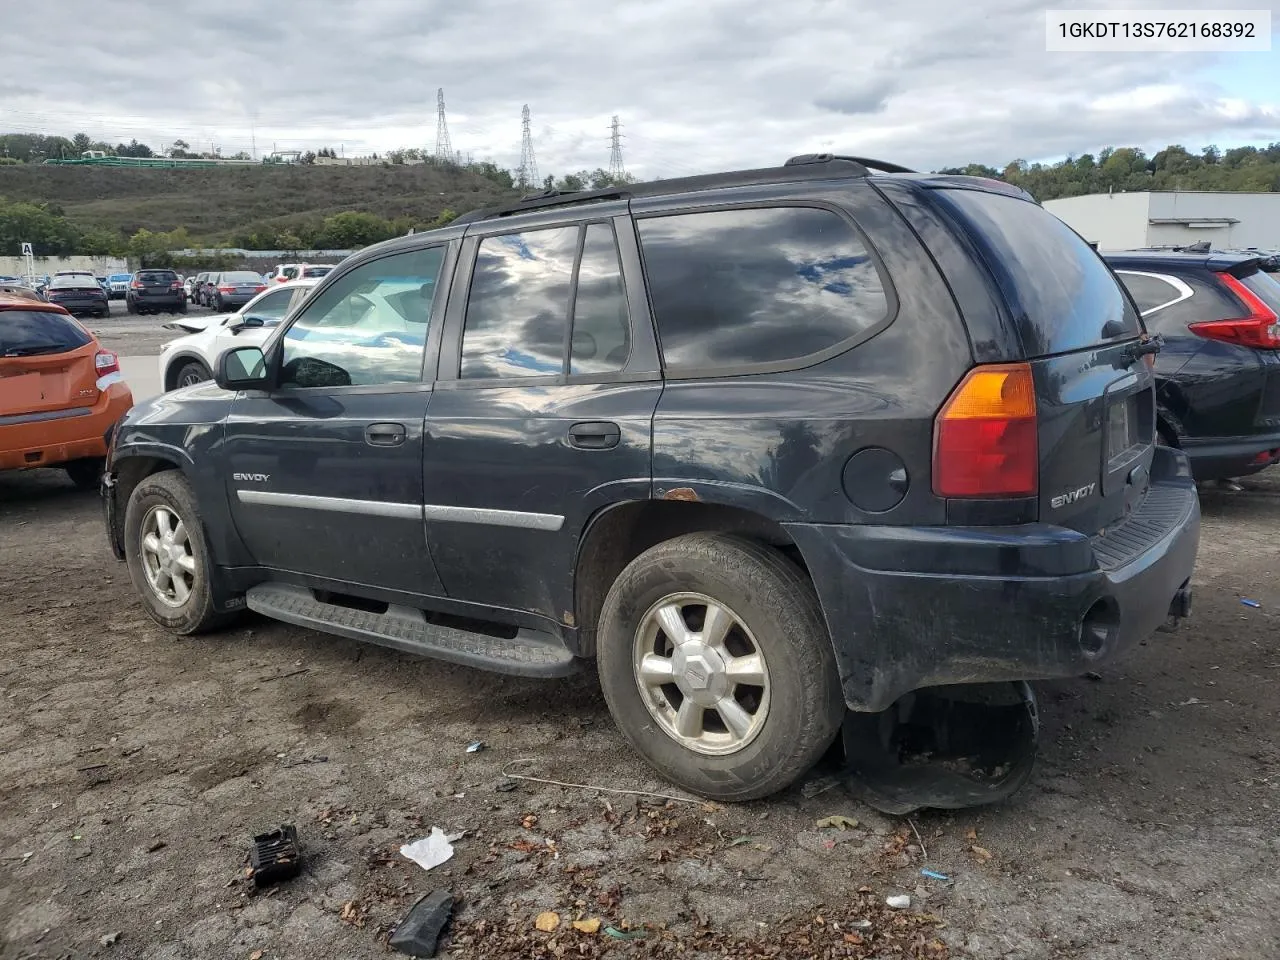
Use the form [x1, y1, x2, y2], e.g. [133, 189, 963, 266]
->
[937, 188, 1141, 356]
[0, 310, 92, 355]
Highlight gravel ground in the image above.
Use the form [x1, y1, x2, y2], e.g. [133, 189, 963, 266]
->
[1, 323, 1278, 959]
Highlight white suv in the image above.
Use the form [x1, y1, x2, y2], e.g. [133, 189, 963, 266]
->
[157, 279, 318, 390]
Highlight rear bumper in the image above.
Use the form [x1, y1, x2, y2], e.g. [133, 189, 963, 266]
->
[1179, 432, 1280, 481]
[787, 446, 1201, 712]
[131, 293, 186, 307]
[0, 384, 133, 471]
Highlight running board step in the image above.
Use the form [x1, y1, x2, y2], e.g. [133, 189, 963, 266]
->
[246, 583, 577, 679]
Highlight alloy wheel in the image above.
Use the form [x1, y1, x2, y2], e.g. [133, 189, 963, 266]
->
[139, 505, 197, 607]
[632, 592, 771, 756]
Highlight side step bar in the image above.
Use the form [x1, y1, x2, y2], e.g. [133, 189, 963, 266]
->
[246, 583, 577, 679]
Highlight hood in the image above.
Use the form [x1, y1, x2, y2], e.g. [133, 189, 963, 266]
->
[162, 311, 236, 334]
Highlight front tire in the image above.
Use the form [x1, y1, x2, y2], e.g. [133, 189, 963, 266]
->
[175, 360, 212, 387]
[124, 470, 227, 634]
[596, 533, 843, 802]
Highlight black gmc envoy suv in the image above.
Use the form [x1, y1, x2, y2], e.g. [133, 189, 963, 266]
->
[102, 155, 1200, 801]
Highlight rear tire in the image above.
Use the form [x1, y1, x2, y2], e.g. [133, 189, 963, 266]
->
[596, 533, 844, 802]
[124, 470, 229, 635]
[175, 360, 212, 388]
[176, 299, 188, 314]
[126, 299, 137, 315]
[64, 457, 104, 490]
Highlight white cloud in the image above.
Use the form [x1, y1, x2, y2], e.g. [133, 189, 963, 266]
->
[0, 0, 1276, 177]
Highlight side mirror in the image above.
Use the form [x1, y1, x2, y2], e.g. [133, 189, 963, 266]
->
[216, 346, 271, 390]
[230, 314, 268, 333]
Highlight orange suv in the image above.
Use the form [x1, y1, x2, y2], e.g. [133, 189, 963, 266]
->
[0, 293, 133, 487]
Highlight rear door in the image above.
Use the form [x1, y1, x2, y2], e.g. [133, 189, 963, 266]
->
[136, 270, 178, 301]
[423, 209, 662, 622]
[933, 188, 1152, 533]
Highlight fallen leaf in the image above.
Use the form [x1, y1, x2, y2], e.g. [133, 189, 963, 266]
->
[965, 828, 978, 841]
[816, 815, 859, 830]
[249, 952, 264, 960]
[727, 836, 757, 847]
[521, 814, 539, 830]
[535, 911, 560, 932]
[970, 845, 993, 863]
[340, 901, 366, 928]
[572, 918, 602, 934]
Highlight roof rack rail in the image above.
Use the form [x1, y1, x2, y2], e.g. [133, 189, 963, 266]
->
[784, 153, 915, 174]
[453, 156, 879, 226]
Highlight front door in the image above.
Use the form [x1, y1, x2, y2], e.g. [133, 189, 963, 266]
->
[223, 244, 453, 598]
[423, 213, 662, 622]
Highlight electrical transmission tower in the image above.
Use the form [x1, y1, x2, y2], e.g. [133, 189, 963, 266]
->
[434, 88, 453, 161]
[608, 115, 626, 181]
[517, 104, 539, 189]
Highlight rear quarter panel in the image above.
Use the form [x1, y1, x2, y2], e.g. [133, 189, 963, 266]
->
[648, 180, 973, 525]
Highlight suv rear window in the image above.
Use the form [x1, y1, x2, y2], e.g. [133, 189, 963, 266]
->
[638, 206, 889, 372]
[1238, 270, 1280, 315]
[302, 266, 332, 278]
[137, 270, 177, 282]
[937, 189, 1141, 356]
[0, 310, 92, 355]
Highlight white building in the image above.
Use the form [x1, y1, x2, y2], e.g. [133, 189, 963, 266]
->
[1044, 191, 1280, 252]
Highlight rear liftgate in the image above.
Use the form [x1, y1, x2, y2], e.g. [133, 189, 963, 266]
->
[841, 682, 1039, 815]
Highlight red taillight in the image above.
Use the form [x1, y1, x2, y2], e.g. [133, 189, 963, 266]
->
[933, 363, 1038, 498]
[254, 284, 267, 292]
[94, 350, 120, 376]
[218, 285, 235, 293]
[130, 280, 143, 289]
[1188, 274, 1280, 349]
[170, 281, 182, 290]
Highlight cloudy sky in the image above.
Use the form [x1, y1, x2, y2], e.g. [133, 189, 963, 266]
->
[1, 0, 1277, 178]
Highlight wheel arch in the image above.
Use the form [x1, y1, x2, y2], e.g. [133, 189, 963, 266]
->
[571, 499, 809, 658]
[163, 352, 213, 391]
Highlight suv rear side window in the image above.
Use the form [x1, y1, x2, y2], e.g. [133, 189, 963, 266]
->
[461, 226, 578, 379]
[1113, 271, 1191, 316]
[938, 189, 1141, 355]
[637, 206, 888, 371]
[0, 310, 92, 355]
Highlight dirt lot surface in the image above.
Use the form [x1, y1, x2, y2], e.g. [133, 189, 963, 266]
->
[2, 328, 1279, 959]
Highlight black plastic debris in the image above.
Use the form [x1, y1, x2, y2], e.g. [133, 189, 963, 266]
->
[249, 825, 301, 887]
[390, 890, 454, 958]
[842, 681, 1039, 814]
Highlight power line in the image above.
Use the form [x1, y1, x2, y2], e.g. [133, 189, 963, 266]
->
[517, 104, 539, 189]
[608, 115, 626, 180]
[434, 88, 453, 160]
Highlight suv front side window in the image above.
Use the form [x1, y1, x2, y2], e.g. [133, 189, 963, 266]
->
[278, 246, 445, 388]
[245, 287, 295, 322]
[637, 206, 889, 373]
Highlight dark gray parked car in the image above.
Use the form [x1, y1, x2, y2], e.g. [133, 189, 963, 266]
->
[207, 271, 268, 311]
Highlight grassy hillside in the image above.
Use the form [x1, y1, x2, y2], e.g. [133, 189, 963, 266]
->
[0, 163, 517, 243]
